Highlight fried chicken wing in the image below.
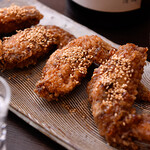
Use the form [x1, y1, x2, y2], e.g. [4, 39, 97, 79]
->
[0, 5, 43, 34]
[94, 44, 150, 103]
[34, 35, 116, 101]
[87, 44, 149, 149]
[0, 25, 75, 70]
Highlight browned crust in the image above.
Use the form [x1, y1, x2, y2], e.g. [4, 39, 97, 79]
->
[135, 114, 150, 142]
[0, 25, 75, 70]
[87, 43, 148, 149]
[0, 5, 43, 34]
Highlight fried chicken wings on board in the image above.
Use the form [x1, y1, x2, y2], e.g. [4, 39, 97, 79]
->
[0, 25, 75, 70]
[35, 35, 150, 102]
[0, 5, 43, 34]
[87, 44, 150, 149]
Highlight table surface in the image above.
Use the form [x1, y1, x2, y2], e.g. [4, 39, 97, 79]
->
[7, 0, 150, 150]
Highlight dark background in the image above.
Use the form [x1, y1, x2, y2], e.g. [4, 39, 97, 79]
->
[7, 0, 150, 150]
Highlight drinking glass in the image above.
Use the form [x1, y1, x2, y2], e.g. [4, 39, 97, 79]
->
[0, 77, 11, 150]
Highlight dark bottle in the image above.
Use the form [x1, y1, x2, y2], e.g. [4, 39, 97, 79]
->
[67, 0, 149, 28]
[72, 0, 142, 13]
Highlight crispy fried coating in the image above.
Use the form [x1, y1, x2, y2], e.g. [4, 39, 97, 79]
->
[135, 114, 150, 142]
[34, 35, 116, 101]
[87, 44, 149, 149]
[0, 5, 43, 34]
[0, 25, 75, 70]
[95, 43, 150, 103]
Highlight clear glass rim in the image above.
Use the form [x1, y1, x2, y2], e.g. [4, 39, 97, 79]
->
[0, 76, 11, 105]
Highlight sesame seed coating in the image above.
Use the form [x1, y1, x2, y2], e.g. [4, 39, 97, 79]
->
[0, 4, 43, 34]
[87, 43, 149, 149]
[35, 35, 116, 101]
[0, 25, 75, 70]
